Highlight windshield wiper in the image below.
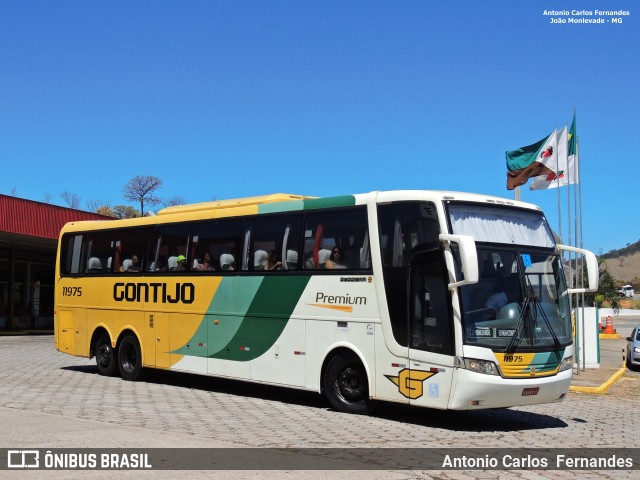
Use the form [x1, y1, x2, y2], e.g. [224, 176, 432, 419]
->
[505, 255, 563, 357]
[505, 253, 530, 354]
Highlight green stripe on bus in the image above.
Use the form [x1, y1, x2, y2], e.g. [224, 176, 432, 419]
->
[208, 275, 311, 361]
[302, 196, 355, 210]
[172, 277, 262, 356]
[532, 350, 564, 371]
[174, 276, 311, 361]
[258, 200, 305, 214]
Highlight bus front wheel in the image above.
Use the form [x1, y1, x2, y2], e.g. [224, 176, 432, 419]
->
[95, 334, 118, 377]
[323, 353, 374, 414]
[118, 334, 143, 381]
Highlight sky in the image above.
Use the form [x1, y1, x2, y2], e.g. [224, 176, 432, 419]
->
[1, 1, 637, 255]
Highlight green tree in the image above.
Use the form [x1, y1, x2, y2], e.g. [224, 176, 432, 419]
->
[585, 261, 621, 312]
[112, 205, 140, 219]
[95, 205, 116, 217]
[123, 175, 163, 216]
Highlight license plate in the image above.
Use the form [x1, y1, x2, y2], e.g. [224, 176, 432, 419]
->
[522, 387, 539, 396]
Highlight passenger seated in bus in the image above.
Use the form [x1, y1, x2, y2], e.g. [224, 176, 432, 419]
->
[120, 254, 141, 272]
[175, 255, 188, 272]
[265, 250, 282, 271]
[325, 247, 346, 269]
[151, 256, 168, 272]
[127, 254, 142, 272]
[196, 252, 214, 271]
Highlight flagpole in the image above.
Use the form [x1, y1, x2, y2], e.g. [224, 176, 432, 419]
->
[576, 135, 586, 372]
[561, 122, 575, 371]
[566, 123, 573, 291]
[553, 129, 563, 243]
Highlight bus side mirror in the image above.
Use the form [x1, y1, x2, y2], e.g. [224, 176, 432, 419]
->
[439, 234, 478, 289]
[557, 244, 599, 293]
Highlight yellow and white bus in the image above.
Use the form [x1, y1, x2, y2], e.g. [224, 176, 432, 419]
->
[55, 190, 598, 413]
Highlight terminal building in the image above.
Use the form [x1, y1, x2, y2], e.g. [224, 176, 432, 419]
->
[0, 195, 110, 330]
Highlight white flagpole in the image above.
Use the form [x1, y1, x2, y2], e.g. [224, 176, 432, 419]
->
[576, 135, 586, 371]
[553, 129, 563, 243]
[564, 125, 573, 290]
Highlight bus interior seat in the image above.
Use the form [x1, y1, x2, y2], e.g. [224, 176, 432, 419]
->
[122, 259, 132, 271]
[87, 257, 104, 273]
[167, 256, 178, 271]
[318, 249, 332, 268]
[304, 254, 315, 269]
[220, 254, 235, 270]
[254, 250, 268, 270]
[286, 250, 298, 269]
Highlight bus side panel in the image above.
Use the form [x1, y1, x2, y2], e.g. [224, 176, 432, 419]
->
[57, 308, 87, 357]
[168, 312, 208, 374]
[250, 318, 306, 387]
[86, 309, 144, 348]
[206, 314, 252, 379]
[305, 319, 377, 393]
[372, 323, 409, 404]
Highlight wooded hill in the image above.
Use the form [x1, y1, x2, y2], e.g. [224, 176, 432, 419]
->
[601, 239, 640, 286]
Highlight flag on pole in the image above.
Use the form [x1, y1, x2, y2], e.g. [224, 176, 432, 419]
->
[561, 114, 579, 186]
[505, 129, 558, 190]
[530, 126, 568, 190]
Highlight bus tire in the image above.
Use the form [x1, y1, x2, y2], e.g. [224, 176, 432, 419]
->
[118, 334, 143, 381]
[95, 334, 118, 377]
[323, 352, 373, 414]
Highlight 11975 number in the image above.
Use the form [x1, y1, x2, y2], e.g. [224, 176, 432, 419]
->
[62, 287, 82, 297]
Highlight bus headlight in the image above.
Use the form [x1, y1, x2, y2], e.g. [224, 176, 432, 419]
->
[559, 356, 573, 372]
[464, 358, 499, 375]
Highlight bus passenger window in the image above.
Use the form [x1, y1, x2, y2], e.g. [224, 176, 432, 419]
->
[303, 207, 370, 272]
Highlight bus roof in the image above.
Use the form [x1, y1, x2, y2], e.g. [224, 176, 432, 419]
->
[59, 190, 542, 235]
[157, 193, 314, 216]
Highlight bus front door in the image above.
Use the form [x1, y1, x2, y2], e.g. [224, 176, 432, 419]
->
[407, 250, 455, 409]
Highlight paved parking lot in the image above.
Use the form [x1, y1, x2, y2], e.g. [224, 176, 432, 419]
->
[0, 335, 638, 479]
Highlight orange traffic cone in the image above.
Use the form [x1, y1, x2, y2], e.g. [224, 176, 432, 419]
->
[604, 316, 615, 334]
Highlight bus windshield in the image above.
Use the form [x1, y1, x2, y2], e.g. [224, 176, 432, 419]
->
[456, 247, 571, 350]
[446, 203, 570, 351]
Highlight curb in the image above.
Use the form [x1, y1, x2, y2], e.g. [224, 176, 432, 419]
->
[569, 366, 627, 394]
[599, 333, 621, 339]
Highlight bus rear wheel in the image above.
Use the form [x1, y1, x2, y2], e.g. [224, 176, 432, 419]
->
[118, 334, 143, 381]
[323, 353, 374, 414]
[95, 334, 118, 377]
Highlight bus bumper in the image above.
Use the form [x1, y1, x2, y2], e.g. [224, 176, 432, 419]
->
[448, 368, 572, 410]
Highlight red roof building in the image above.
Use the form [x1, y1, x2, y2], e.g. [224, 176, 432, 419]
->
[0, 194, 113, 330]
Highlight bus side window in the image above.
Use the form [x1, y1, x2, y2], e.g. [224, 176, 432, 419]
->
[303, 207, 370, 272]
[192, 219, 242, 273]
[242, 214, 302, 272]
[61, 234, 84, 275]
[148, 225, 189, 273]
